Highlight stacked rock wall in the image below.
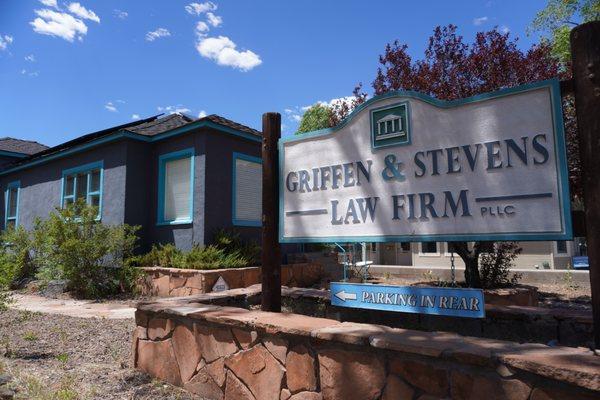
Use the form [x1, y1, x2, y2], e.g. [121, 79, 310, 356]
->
[137, 263, 323, 297]
[133, 294, 600, 400]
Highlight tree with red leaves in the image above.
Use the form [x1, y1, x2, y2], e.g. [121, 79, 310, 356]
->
[373, 25, 563, 96]
[339, 24, 578, 287]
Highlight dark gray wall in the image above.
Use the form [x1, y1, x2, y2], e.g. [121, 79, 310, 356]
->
[0, 141, 128, 229]
[140, 130, 207, 252]
[203, 129, 262, 246]
[0, 127, 263, 253]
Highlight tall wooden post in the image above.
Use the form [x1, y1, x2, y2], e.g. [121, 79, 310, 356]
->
[570, 21, 600, 349]
[261, 112, 282, 312]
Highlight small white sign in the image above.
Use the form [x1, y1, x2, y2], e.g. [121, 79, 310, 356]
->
[212, 276, 230, 292]
[280, 79, 572, 243]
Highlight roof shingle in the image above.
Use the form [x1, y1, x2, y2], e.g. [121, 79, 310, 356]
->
[1, 113, 261, 171]
[0, 137, 49, 155]
[125, 113, 195, 136]
[124, 113, 261, 138]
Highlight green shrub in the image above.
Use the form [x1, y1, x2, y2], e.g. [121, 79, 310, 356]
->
[186, 245, 250, 269]
[33, 201, 140, 297]
[0, 226, 35, 310]
[213, 229, 260, 265]
[4, 200, 141, 298]
[132, 229, 259, 270]
[132, 243, 186, 269]
[0, 226, 36, 288]
[479, 242, 523, 289]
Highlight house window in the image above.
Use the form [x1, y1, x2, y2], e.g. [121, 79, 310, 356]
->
[61, 162, 103, 217]
[232, 152, 262, 226]
[556, 240, 568, 254]
[157, 148, 194, 225]
[421, 242, 438, 254]
[4, 181, 20, 229]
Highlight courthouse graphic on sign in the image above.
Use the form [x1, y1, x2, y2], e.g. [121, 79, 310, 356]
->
[279, 79, 572, 243]
[372, 102, 410, 148]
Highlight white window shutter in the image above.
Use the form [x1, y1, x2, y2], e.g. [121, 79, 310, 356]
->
[165, 157, 191, 221]
[235, 159, 261, 221]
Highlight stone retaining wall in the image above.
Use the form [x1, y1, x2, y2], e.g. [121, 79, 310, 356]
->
[134, 289, 599, 400]
[137, 263, 323, 297]
[283, 287, 591, 347]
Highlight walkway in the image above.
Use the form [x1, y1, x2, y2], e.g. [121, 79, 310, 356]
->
[9, 293, 135, 319]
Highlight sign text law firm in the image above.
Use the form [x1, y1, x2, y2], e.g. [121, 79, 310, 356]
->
[279, 79, 572, 243]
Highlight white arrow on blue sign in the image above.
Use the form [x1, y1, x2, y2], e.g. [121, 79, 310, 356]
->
[330, 282, 485, 319]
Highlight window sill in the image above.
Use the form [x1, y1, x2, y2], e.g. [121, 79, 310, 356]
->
[418, 253, 441, 257]
[232, 219, 262, 227]
[157, 219, 193, 226]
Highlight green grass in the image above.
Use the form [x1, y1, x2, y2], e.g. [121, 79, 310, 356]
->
[56, 353, 69, 364]
[23, 331, 38, 341]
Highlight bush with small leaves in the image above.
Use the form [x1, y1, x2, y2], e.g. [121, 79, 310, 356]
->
[479, 242, 523, 289]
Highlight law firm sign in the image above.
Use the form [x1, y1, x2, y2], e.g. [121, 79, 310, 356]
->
[330, 282, 485, 318]
[279, 79, 571, 243]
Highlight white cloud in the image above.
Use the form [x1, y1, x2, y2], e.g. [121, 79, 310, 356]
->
[500, 25, 510, 34]
[286, 95, 368, 125]
[39, 0, 58, 8]
[113, 9, 128, 19]
[322, 96, 358, 109]
[198, 110, 207, 118]
[24, 54, 36, 62]
[196, 21, 210, 34]
[21, 68, 39, 77]
[30, 9, 88, 42]
[185, 2, 217, 16]
[132, 114, 140, 120]
[158, 105, 192, 115]
[206, 12, 222, 27]
[473, 16, 488, 26]
[0, 34, 13, 51]
[67, 3, 100, 23]
[196, 36, 262, 71]
[105, 102, 117, 112]
[146, 28, 171, 42]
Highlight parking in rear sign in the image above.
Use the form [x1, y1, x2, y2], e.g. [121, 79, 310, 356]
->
[330, 282, 485, 318]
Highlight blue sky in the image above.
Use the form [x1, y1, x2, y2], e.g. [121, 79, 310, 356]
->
[0, 0, 548, 146]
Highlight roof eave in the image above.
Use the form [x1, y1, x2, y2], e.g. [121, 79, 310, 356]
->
[0, 118, 261, 176]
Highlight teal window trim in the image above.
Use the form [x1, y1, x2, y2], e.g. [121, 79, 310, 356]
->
[60, 161, 104, 220]
[232, 152, 262, 227]
[4, 180, 20, 229]
[157, 148, 195, 226]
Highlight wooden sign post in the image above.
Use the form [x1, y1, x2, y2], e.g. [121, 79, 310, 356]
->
[261, 112, 282, 312]
[570, 21, 600, 349]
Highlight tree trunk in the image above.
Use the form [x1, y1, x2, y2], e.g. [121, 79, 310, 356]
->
[463, 256, 481, 288]
[450, 241, 491, 288]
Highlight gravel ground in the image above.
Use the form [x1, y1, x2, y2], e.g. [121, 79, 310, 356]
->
[0, 277, 591, 399]
[0, 309, 198, 400]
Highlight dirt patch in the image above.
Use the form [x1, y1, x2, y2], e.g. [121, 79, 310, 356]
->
[0, 309, 198, 399]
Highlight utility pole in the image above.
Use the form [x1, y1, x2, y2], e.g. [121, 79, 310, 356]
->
[570, 21, 600, 349]
[261, 112, 282, 312]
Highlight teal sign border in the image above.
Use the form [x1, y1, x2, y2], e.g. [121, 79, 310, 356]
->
[330, 282, 485, 319]
[278, 78, 572, 244]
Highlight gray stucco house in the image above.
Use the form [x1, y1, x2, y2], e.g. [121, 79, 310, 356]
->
[0, 114, 263, 251]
